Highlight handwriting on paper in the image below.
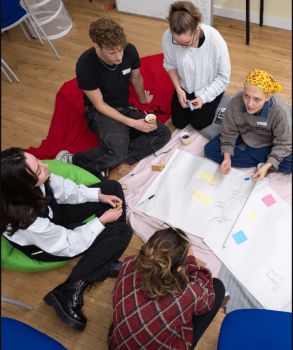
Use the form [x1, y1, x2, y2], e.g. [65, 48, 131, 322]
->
[192, 190, 214, 206]
[228, 189, 245, 201]
[213, 200, 228, 223]
[266, 268, 286, 293]
[195, 170, 219, 186]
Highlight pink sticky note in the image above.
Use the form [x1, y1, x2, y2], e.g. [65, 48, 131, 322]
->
[262, 194, 276, 207]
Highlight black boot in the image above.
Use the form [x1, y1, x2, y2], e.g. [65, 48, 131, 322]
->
[44, 280, 89, 331]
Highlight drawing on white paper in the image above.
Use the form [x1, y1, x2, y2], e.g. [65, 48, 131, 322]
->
[136, 149, 255, 239]
[212, 200, 229, 224]
[204, 184, 292, 312]
[266, 268, 286, 293]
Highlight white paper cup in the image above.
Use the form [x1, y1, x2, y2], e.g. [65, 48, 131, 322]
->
[180, 132, 191, 146]
[145, 113, 157, 125]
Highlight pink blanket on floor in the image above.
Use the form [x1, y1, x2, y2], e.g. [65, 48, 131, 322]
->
[119, 126, 292, 276]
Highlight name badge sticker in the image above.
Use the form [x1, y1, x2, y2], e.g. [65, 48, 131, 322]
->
[122, 68, 131, 75]
[257, 121, 267, 126]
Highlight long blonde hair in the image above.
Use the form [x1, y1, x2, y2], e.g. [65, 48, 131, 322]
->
[137, 227, 190, 300]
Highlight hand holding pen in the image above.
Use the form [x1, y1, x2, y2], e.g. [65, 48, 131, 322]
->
[187, 97, 203, 111]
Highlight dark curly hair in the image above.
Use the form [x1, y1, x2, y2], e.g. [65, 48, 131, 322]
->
[89, 18, 127, 49]
[0, 148, 48, 235]
[137, 227, 190, 300]
[168, 1, 202, 34]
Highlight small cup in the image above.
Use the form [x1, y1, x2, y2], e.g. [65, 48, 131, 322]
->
[180, 132, 191, 146]
[145, 113, 157, 126]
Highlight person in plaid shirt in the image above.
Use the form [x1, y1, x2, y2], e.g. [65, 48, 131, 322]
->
[108, 227, 226, 349]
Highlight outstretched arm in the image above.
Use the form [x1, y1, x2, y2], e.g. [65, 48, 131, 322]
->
[131, 68, 154, 104]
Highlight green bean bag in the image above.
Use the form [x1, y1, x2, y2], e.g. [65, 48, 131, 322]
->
[1, 160, 100, 272]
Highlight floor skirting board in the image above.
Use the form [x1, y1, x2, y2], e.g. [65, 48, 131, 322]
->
[213, 5, 291, 30]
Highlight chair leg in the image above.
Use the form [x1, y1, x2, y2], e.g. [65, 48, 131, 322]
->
[21, 1, 45, 45]
[1, 297, 33, 311]
[1, 59, 20, 82]
[25, 17, 45, 45]
[21, 0, 60, 59]
[1, 66, 13, 83]
[29, 14, 60, 59]
[20, 22, 32, 41]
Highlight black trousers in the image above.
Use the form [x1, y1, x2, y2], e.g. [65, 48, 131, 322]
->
[171, 90, 224, 131]
[54, 180, 132, 283]
[72, 106, 171, 174]
[191, 278, 225, 349]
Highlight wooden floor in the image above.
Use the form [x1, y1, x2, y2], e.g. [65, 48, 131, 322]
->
[1, 1, 291, 349]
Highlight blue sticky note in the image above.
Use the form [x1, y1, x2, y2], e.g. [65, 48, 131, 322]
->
[232, 230, 248, 245]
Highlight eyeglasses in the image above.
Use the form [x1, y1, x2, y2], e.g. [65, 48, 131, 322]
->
[172, 30, 196, 47]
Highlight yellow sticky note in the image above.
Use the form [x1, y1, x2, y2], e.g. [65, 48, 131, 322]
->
[192, 190, 214, 206]
[196, 170, 219, 186]
[246, 210, 258, 223]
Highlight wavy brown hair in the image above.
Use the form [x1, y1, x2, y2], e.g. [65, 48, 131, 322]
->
[168, 1, 202, 34]
[0, 148, 48, 235]
[137, 227, 190, 300]
[89, 18, 127, 49]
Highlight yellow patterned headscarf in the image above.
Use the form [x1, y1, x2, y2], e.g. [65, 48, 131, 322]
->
[245, 69, 282, 94]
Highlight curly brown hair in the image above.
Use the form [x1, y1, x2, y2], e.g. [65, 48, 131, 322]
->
[89, 18, 127, 49]
[137, 227, 190, 300]
[168, 1, 202, 34]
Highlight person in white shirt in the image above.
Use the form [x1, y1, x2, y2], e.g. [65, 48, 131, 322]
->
[162, 1, 231, 130]
[1, 147, 132, 332]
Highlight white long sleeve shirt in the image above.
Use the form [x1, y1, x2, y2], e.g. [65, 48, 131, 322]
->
[162, 23, 231, 104]
[3, 174, 105, 257]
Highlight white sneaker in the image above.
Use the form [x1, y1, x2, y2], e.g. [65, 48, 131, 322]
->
[55, 150, 73, 164]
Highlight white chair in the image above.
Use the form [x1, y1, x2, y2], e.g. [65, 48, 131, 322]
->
[1, 0, 60, 60]
[1, 296, 33, 311]
[1, 58, 20, 83]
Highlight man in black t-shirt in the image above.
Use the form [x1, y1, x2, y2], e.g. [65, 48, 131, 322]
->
[56, 18, 171, 177]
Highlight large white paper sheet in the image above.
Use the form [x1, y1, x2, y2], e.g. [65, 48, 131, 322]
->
[136, 149, 255, 238]
[204, 181, 292, 311]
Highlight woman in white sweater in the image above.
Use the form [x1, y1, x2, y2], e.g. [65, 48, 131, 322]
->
[162, 1, 231, 130]
[1, 148, 132, 332]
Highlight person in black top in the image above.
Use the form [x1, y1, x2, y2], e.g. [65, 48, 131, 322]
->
[56, 18, 171, 177]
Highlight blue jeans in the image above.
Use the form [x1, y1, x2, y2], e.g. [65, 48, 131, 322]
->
[204, 135, 292, 173]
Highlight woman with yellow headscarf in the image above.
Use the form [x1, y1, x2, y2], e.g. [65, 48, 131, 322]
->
[204, 69, 292, 180]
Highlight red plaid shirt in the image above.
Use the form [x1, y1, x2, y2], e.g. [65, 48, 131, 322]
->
[108, 255, 215, 350]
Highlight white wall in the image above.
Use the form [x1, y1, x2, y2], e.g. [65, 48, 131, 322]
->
[116, 0, 213, 25]
[213, 0, 291, 30]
